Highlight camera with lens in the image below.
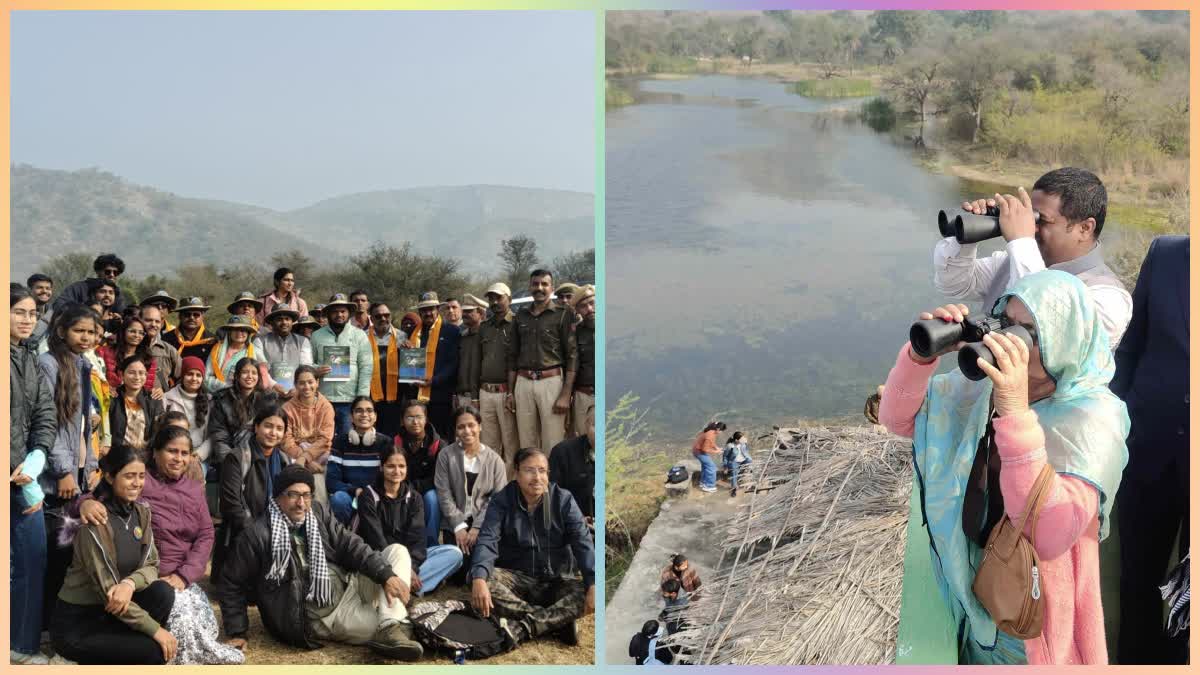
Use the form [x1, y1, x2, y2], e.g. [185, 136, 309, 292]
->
[909, 314, 1034, 381]
[938, 205, 1040, 244]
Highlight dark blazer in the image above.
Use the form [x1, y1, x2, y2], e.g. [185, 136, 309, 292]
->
[1111, 235, 1189, 480]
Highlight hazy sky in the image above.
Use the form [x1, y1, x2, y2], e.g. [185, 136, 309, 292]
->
[13, 11, 596, 210]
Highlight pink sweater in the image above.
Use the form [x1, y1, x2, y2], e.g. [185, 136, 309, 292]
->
[879, 343, 1106, 665]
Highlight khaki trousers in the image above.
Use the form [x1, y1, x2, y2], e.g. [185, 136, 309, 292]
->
[309, 544, 411, 645]
[572, 391, 594, 439]
[479, 389, 520, 478]
[514, 374, 567, 452]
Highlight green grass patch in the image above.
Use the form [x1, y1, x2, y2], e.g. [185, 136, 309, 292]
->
[1108, 202, 1172, 234]
[606, 82, 635, 108]
[789, 78, 875, 98]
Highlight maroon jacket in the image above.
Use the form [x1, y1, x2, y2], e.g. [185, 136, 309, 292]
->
[141, 470, 214, 584]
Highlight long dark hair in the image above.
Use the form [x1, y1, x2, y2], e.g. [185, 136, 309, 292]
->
[47, 303, 99, 428]
[113, 316, 150, 361]
[93, 444, 142, 504]
[703, 421, 726, 433]
[374, 443, 408, 493]
[11, 283, 33, 308]
[179, 360, 211, 427]
[231, 357, 262, 428]
[147, 425, 193, 479]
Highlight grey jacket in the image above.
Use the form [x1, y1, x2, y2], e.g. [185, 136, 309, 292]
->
[36, 351, 98, 496]
[10, 342, 56, 471]
[434, 442, 507, 533]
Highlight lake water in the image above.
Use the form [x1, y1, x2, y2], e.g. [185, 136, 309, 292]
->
[605, 75, 1133, 443]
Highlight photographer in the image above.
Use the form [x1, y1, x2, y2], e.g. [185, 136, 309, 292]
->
[877, 270, 1128, 665]
[933, 167, 1131, 350]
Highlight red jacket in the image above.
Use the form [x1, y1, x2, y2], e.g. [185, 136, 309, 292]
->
[96, 344, 156, 393]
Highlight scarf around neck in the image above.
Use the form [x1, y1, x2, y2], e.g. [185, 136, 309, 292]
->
[267, 498, 332, 607]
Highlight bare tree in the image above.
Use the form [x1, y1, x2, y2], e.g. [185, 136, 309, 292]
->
[886, 57, 945, 147]
[498, 235, 540, 294]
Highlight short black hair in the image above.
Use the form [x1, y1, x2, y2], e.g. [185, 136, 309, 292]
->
[26, 273, 52, 287]
[1032, 167, 1108, 238]
[530, 269, 553, 281]
[273, 267, 294, 284]
[350, 289, 369, 300]
[672, 553, 688, 567]
[93, 254, 126, 275]
[514, 447, 547, 469]
[661, 579, 681, 593]
[444, 297, 459, 304]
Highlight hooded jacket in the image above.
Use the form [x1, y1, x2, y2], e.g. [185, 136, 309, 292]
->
[10, 341, 56, 471]
[398, 422, 443, 495]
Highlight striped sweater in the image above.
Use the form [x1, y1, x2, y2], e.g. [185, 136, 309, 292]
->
[325, 430, 392, 496]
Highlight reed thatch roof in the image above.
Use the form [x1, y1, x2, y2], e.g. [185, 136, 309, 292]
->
[663, 425, 912, 665]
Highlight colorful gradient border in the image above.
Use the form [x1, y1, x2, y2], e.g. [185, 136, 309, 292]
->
[1, 2, 1195, 672]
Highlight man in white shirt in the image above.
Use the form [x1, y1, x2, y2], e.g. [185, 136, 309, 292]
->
[933, 167, 1131, 349]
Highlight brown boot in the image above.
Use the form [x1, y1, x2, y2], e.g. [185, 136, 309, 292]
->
[367, 621, 424, 661]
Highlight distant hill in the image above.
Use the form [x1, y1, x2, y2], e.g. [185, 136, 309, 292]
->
[10, 164, 594, 280]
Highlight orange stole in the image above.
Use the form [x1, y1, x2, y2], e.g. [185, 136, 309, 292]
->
[417, 316, 442, 403]
[369, 328, 400, 402]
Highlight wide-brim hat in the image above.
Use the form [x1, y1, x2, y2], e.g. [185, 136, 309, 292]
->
[485, 282, 511, 298]
[175, 296, 211, 313]
[416, 291, 441, 309]
[226, 291, 264, 314]
[310, 303, 327, 316]
[295, 315, 320, 330]
[265, 302, 300, 322]
[323, 293, 355, 311]
[221, 314, 257, 332]
[141, 289, 178, 311]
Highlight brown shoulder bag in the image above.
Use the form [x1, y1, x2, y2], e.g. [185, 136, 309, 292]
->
[972, 463, 1055, 640]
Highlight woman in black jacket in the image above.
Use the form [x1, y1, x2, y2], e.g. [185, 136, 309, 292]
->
[208, 357, 276, 464]
[212, 405, 288, 581]
[396, 401, 443, 546]
[356, 445, 462, 596]
[106, 355, 165, 457]
[10, 284, 57, 664]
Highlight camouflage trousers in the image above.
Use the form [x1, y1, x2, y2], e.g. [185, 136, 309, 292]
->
[488, 569, 585, 640]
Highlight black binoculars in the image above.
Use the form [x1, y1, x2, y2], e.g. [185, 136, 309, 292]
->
[909, 315, 1034, 381]
[938, 205, 1040, 244]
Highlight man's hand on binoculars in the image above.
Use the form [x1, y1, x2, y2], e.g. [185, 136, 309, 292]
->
[994, 187, 1037, 243]
[976, 331, 1030, 416]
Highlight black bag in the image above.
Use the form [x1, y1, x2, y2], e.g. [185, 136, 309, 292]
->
[666, 465, 689, 484]
[410, 600, 515, 661]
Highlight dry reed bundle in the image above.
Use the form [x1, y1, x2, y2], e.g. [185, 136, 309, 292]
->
[663, 425, 913, 665]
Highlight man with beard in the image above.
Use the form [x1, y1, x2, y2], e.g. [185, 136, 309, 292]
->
[569, 285, 595, 437]
[414, 292, 460, 438]
[310, 293, 374, 436]
[479, 283, 519, 474]
[349, 290, 372, 333]
[366, 302, 407, 439]
[506, 270, 577, 452]
[141, 289, 179, 333]
[27, 273, 55, 346]
[163, 296, 218, 362]
[53, 253, 129, 315]
[470, 448, 595, 647]
[256, 303, 313, 398]
[140, 304, 183, 396]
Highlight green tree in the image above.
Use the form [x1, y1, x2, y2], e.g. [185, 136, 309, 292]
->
[498, 235, 540, 295]
[869, 11, 927, 49]
[885, 56, 945, 147]
[337, 242, 469, 312]
[552, 248, 595, 285]
[39, 252, 95, 290]
[943, 42, 1008, 143]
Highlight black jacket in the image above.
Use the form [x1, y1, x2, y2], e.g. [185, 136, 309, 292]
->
[108, 390, 164, 455]
[209, 388, 279, 464]
[215, 500, 396, 648]
[10, 342, 56, 471]
[470, 482, 595, 587]
[550, 435, 595, 518]
[53, 277, 127, 315]
[399, 422, 442, 495]
[219, 434, 283, 532]
[356, 481, 427, 568]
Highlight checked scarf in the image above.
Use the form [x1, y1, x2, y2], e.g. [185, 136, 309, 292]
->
[266, 499, 332, 607]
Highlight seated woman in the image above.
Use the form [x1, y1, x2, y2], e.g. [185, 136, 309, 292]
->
[357, 445, 465, 595]
[878, 271, 1128, 665]
[282, 365, 335, 505]
[326, 396, 389, 524]
[50, 445, 178, 665]
[208, 357, 276, 464]
[722, 431, 752, 496]
[397, 400, 444, 546]
[162, 356, 213, 478]
[203, 315, 259, 393]
[75, 426, 244, 664]
[213, 405, 289, 582]
[105, 356, 164, 457]
[434, 406, 506, 557]
[96, 316, 157, 396]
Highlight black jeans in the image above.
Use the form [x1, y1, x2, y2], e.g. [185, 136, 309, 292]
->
[51, 580, 175, 664]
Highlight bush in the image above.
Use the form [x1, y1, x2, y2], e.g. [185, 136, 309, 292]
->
[859, 97, 897, 132]
[790, 78, 875, 98]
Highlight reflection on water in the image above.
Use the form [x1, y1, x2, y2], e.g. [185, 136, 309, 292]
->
[606, 75, 1131, 441]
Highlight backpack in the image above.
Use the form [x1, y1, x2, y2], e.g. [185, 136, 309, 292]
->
[666, 465, 689, 484]
[410, 600, 515, 661]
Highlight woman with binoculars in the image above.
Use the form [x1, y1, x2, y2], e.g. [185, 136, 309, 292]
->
[877, 270, 1128, 665]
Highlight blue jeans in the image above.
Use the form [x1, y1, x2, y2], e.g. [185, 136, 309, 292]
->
[423, 489, 441, 546]
[696, 453, 717, 488]
[726, 459, 752, 489]
[330, 490, 355, 524]
[417, 545, 464, 595]
[331, 402, 353, 438]
[10, 492, 46, 654]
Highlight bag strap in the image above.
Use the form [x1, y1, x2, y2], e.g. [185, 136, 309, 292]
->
[1013, 464, 1056, 548]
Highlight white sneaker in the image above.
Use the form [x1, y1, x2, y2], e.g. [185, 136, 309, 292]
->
[699, 485, 717, 493]
[10, 651, 49, 665]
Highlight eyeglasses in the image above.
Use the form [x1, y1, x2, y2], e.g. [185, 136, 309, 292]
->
[283, 491, 313, 502]
[102, 268, 120, 277]
[519, 467, 548, 477]
[404, 415, 425, 422]
[11, 309, 37, 319]
[181, 311, 203, 319]
[373, 313, 390, 320]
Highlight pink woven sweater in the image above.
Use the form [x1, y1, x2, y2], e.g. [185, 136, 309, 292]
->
[879, 343, 1107, 665]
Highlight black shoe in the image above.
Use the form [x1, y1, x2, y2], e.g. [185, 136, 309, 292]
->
[730, 488, 737, 497]
[557, 620, 579, 646]
[501, 618, 530, 646]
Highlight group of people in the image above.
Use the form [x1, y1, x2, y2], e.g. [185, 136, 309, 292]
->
[627, 553, 703, 665]
[873, 167, 1188, 665]
[689, 424, 753, 496]
[10, 258, 597, 664]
